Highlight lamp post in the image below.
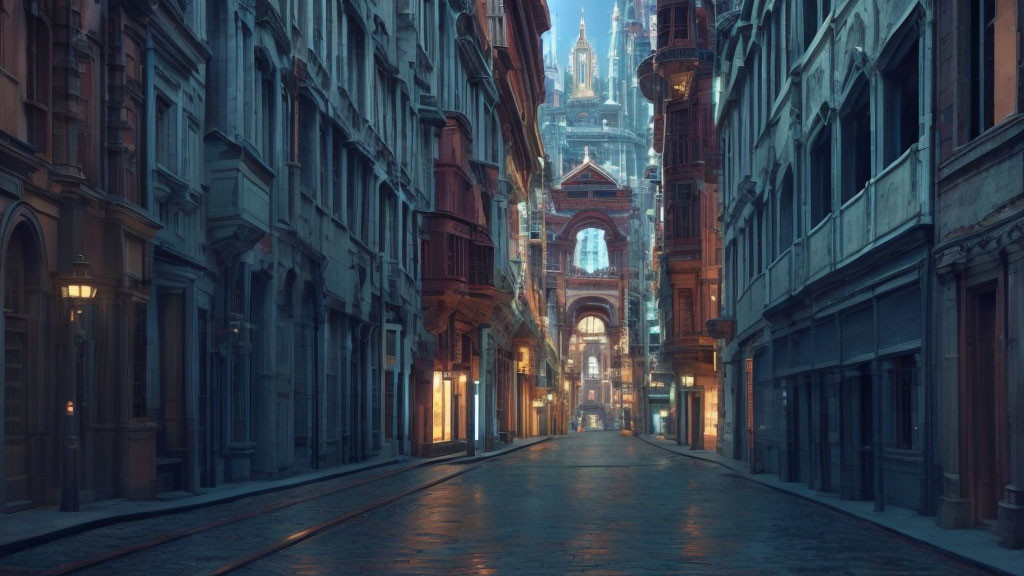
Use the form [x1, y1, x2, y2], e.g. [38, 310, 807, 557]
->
[60, 255, 97, 512]
[679, 374, 694, 447]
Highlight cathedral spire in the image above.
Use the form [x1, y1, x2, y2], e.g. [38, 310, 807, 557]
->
[569, 4, 596, 100]
[606, 2, 622, 104]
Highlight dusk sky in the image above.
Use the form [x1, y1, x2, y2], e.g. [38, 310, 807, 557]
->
[544, 0, 619, 76]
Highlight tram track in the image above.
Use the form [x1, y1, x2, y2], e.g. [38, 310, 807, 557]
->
[206, 463, 481, 576]
[0, 460, 481, 576]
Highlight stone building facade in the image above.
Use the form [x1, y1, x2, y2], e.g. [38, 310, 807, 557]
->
[0, 0, 551, 509]
[713, 0, 1024, 550]
[716, 0, 939, 515]
[639, 0, 721, 449]
[413, 0, 551, 456]
[933, 0, 1022, 548]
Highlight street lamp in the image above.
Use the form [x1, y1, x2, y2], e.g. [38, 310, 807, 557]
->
[60, 255, 97, 512]
[60, 255, 99, 301]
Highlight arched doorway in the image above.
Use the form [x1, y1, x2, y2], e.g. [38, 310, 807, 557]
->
[570, 315, 619, 431]
[3, 219, 47, 508]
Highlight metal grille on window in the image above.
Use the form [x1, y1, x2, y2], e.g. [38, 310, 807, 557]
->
[813, 318, 838, 363]
[792, 328, 812, 368]
[878, 286, 921, 349]
[842, 305, 874, 360]
[772, 337, 788, 374]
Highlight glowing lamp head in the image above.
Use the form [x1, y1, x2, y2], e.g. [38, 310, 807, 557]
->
[61, 255, 97, 301]
[66, 401, 75, 416]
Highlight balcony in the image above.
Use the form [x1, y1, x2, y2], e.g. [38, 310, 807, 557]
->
[764, 146, 927, 308]
[637, 53, 659, 103]
[873, 146, 922, 239]
[566, 265, 619, 279]
[736, 274, 765, 333]
[205, 131, 272, 259]
[768, 248, 792, 304]
[807, 215, 833, 281]
[706, 317, 735, 341]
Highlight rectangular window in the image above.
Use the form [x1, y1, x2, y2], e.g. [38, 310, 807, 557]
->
[778, 170, 794, 251]
[757, 206, 765, 273]
[657, 9, 670, 47]
[670, 183, 694, 239]
[260, 70, 275, 162]
[883, 40, 918, 165]
[432, 372, 452, 442]
[673, 6, 688, 41]
[313, 2, 323, 53]
[802, 0, 819, 49]
[347, 150, 358, 230]
[809, 126, 832, 227]
[841, 87, 871, 203]
[773, 15, 782, 99]
[677, 289, 694, 334]
[299, 100, 316, 192]
[332, 129, 343, 218]
[156, 97, 176, 170]
[402, 204, 410, 268]
[348, 19, 366, 109]
[335, 5, 344, 78]
[186, 118, 200, 186]
[241, 24, 254, 141]
[469, 244, 493, 286]
[319, 122, 328, 206]
[79, 55, 101, 183]
[359, 161, 370, 243]
[746, 225, 754, 281]
[892, 355, 918, 450]
[969, 0, 1017, 139]
[25, 16, 50, 151]
[132, 301, 148, 419]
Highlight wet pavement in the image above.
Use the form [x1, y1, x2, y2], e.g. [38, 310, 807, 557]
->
[245, 433, 988, 575]
[0, 433, 994, 575]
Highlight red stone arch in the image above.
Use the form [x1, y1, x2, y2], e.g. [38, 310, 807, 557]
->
[555, 209, 628, 246]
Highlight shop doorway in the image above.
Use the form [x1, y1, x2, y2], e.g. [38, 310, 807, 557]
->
[841, 365, 873, 501]
[966, 287, 1006, 525]
[4, 222, 45, 510]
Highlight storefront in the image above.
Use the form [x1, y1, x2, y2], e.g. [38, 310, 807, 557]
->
[648, 372, 674, 438]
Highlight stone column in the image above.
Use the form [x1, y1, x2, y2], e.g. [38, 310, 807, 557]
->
[342, 319, 353, 464]
[937, 262, 970, 528]
[872, 359, 884, 512]
[998, 247, 1023, 548]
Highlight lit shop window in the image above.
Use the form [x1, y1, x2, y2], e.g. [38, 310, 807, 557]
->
[432, 372, 452, 442]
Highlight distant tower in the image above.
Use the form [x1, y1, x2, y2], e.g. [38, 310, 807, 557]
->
[606, 2, 622, 104]
[570, 7, 597, 100]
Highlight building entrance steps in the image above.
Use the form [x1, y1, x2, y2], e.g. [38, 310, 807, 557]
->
[0, 436, 551, 555]
[636, 434, 1024, 576]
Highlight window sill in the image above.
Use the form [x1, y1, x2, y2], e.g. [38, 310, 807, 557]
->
[940, 113, 1024, 182]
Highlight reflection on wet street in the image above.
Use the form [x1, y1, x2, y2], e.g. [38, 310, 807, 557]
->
[235, 433, 988, 575]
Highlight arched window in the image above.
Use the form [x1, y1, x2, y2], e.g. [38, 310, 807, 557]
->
[778, 169, 794, 252]
[574, 228, 609, 273]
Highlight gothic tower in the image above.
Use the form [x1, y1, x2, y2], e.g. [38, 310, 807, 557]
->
[570, 8, 597, 100]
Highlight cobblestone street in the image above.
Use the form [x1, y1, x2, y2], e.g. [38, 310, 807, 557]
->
[257, 434, 984, 574]
[241, 433, 988, 575]
[0, 433, 995, 575]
